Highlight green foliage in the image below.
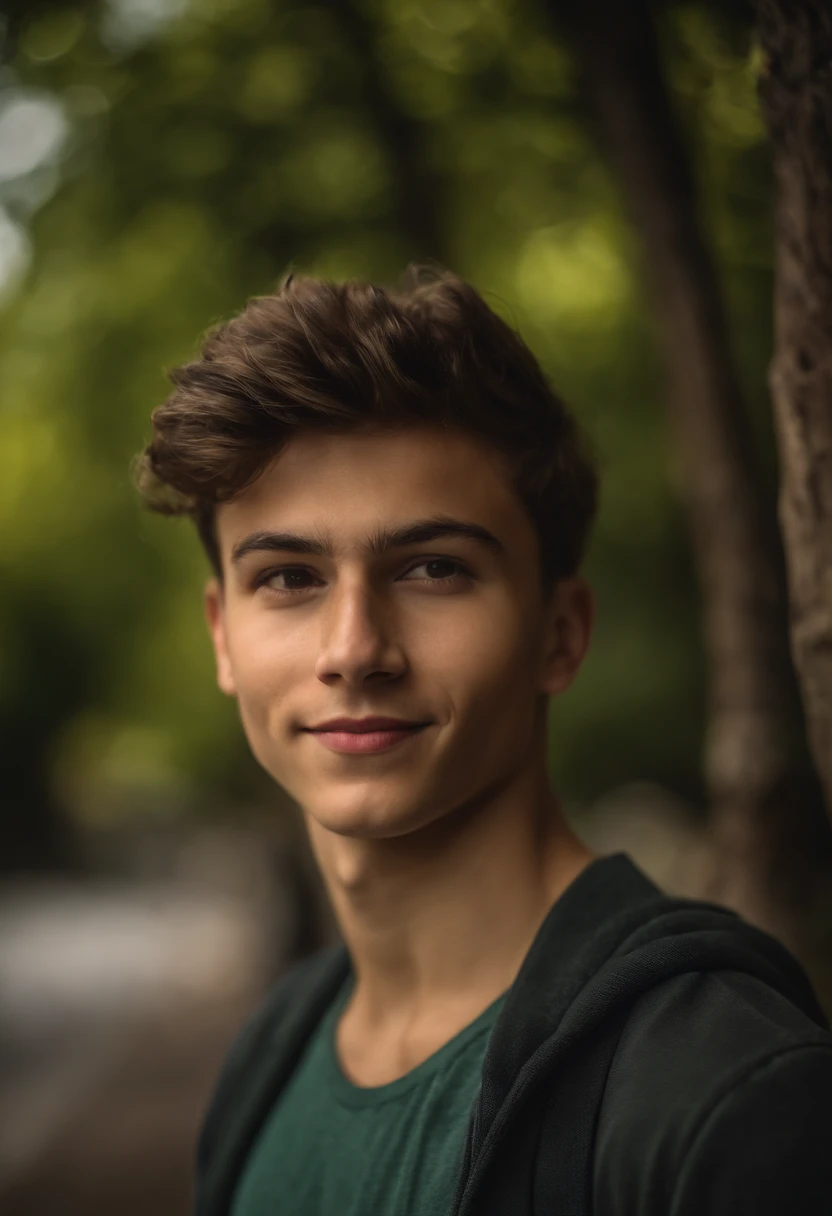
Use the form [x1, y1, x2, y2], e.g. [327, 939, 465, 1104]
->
[0, 0, 774, 835]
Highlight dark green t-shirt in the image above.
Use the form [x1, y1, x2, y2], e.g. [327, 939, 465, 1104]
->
[231, 976, 507, 1215]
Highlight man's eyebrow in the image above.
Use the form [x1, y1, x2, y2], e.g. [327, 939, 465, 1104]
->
[230, 516, 506, 565]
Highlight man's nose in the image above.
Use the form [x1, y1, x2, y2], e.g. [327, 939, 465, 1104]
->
[313, 579, 406, 685]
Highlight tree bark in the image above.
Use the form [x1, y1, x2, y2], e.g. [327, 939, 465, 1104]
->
[753, 0, 832, 821]
[547, 0, 832, 937]
[316, 0, 450, 266]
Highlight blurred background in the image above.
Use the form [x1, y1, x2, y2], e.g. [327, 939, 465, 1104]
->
[1, 0, 830, 1212]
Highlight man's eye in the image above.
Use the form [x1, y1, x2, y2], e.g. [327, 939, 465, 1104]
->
[402, 559, 470, 585]
[259, 567, 319, 593]
[255, 558, 471, 596]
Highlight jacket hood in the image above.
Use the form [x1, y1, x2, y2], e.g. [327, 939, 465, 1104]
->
[450, 853, 828, 1216]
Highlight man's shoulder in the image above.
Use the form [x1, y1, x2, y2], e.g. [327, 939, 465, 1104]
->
[594, 966, 832, 1214]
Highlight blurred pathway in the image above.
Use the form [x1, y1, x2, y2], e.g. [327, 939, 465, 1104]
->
[0, 832, 289, 1216]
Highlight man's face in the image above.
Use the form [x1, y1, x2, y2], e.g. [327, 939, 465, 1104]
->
[205, 426, 591, 840]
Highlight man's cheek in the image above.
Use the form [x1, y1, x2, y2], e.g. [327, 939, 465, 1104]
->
[236, 687, 275, 758]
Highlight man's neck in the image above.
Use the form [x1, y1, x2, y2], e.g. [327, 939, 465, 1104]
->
[304, 759, 594, 1034]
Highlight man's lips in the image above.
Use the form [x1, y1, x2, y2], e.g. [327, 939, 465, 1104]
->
[307, 725, 429, 755]
[305, 717, 430, 732]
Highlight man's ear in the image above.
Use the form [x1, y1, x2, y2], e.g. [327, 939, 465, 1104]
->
[537, 576, 595, 698]
[204, 577, 236, 696]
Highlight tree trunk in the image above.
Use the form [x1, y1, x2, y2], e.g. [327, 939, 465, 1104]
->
[1, 599, 90, 877]
[317, 0, 450, 266]
[753, 0, 832, 821]
[547, 0, 832, 940]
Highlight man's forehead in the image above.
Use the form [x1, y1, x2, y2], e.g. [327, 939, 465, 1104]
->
[259, 424, 509, 479]
[216, 428, 521, 544]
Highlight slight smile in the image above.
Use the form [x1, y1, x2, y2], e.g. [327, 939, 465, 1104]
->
[303, 718, 432, 755]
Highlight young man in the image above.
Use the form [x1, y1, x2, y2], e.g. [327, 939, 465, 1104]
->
[137, 269, 832, 1215]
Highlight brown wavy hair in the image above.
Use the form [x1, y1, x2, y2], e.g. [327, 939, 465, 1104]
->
[134, 266, 598, 595]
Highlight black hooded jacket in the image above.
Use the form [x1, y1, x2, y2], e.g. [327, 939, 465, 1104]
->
[194, 853, 832, 1215]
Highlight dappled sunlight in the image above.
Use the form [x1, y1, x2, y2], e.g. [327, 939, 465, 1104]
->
[0, 209, 30, 303]
[515, 220, 632, 331]
[0, 0, 775, 875]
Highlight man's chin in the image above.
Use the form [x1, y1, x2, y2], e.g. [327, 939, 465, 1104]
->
[303, 802, 436, 842]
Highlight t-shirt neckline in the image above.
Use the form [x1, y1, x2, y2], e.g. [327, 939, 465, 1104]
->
[322, 975, 508, 1109]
